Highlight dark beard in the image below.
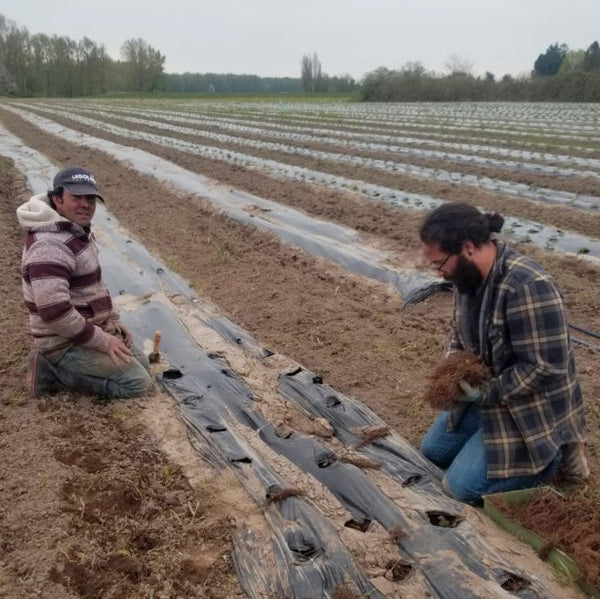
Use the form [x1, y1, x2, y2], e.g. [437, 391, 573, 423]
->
[445, 255, 483, 295]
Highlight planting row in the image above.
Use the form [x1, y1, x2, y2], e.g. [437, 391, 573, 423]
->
[13, 102, 600, 213]
[42, 101, 600, 173]
[4, 102, 600, 260]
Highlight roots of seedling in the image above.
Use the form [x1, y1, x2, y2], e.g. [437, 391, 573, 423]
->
[422, 351, 489, 410]
[340, 454, 382, 469]
[353, 426, 390, 449]
[265, 487, 306, 504]
[388, 524, 406, 541]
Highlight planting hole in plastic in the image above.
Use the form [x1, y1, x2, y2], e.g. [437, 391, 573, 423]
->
[498, 571, 531, 593]
[316, 452, 338, 468]
[385, 559, 413, 582]
[162, 368, 183, 379]
[344, 518, 372, 533]
[402, 474, 422, 487]
[426, 511, 463, 528]
[325, 395, 341, 408]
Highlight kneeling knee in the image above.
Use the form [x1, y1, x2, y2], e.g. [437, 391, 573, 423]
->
[441, 474, 483, 505]
[130, 370, 153, 396]
[117, 369, 153, 398]
[421, 438, 435, 462]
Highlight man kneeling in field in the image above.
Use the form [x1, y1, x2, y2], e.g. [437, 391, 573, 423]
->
[419, 202, 589, 504]
[17, 166, 152, 399]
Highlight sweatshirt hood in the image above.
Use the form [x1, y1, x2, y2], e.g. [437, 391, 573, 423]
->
[16, 193, 69, 231]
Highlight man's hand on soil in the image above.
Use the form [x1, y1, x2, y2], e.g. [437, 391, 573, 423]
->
[107, 335, 133, 365]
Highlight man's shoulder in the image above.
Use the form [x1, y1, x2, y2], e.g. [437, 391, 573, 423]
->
[25, 226, 89, 256]
[499, 247, 556, 290]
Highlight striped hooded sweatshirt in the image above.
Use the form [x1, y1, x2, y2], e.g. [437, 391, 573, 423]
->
[17, 193, 119, 354]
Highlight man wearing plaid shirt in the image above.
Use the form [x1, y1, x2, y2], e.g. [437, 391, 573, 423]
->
[419, 202, 588, 504]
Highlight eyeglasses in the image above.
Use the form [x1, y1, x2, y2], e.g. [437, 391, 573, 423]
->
[431, 252, 456, 272]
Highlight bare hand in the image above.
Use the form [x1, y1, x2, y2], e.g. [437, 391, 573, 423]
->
[107, 335, 133, 365]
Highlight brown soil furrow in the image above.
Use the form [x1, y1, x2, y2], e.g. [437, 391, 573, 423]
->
[0, 106, 449, 434]
[9, 104, 600, 243]
[32, 102, 600, 197]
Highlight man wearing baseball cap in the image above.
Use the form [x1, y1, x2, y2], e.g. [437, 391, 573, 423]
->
[16, 166, 153, 398]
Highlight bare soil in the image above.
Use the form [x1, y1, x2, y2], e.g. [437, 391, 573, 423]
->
[0, 162, 245, 599]
[1, 102, 600, 598]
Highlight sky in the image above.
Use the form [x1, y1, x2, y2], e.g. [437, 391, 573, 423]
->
[2, 0, 600, 80]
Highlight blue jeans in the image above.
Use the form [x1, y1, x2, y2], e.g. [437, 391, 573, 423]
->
[46, 343, 153, 399]
[421, 404, 561, 504]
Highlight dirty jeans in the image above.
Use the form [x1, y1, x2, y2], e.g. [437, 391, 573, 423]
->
[421, 404, 561, 504]
[46, 343, 153, 399]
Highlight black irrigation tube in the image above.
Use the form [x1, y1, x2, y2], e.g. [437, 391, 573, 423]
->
[569, 323, 600, 352]
[571, 336, 600, 352]
[570, 322, 600, 341]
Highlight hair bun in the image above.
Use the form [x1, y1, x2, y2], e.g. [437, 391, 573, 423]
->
[486, 212, 504, 233]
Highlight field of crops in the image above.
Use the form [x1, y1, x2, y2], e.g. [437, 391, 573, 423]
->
[1, 98, 599, 598]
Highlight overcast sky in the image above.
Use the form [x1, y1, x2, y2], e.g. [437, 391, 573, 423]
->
[3, 0, 600, 80]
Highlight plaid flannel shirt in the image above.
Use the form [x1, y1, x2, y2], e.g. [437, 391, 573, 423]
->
[446, 241, 586, 479]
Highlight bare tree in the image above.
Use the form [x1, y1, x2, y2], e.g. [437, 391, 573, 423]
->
[301, 52, 322, 92]
[445, 54, 474, 76]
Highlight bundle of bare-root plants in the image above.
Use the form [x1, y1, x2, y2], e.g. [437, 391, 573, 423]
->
[422, 350, 489, 410]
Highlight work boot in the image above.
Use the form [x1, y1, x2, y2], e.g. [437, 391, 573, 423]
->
[558, 442, 590, 481]
[27, 350, 61, 398]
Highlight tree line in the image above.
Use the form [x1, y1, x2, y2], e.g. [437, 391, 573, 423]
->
[168, 53, 356, 95]
[298, 52, 356, 93]
[360, 42, 600, 102]
[166, 73, 301, 94]
[165, 69, 356, 94]
[1, 12, 599, 102]
[0, 14, 165, 96]
[0, 14, 355, 97]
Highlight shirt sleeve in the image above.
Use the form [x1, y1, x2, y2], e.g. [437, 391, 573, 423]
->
[480, 278, 570, 405]
[25, 238, 112, 352]
[446, 295, 464, 355]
